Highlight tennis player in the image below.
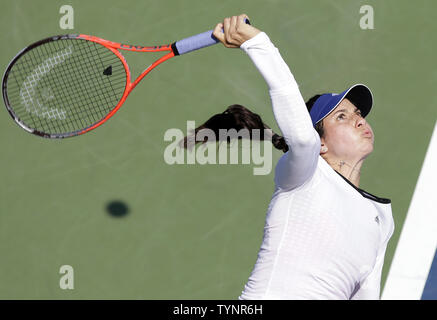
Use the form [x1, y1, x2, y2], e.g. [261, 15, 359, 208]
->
[189, 14, 395, 299]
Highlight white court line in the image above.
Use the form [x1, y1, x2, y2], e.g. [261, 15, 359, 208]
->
[382, 120, 437, 300]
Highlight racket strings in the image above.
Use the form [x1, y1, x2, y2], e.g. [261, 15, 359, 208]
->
[44, 41, 114, 131]
[4, 37, 127, 136]
[7, 43, 117, 134]
[10, 50, 47, 132]
[45, 40, 124, 133]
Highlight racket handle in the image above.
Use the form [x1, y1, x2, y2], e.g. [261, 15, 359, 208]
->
[172, 19, 251, 56]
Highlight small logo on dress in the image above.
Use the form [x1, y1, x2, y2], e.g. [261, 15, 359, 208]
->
[375, 216, 380, 224]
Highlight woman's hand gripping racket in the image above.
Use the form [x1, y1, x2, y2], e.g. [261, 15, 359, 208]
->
[2, 16, 252, 138]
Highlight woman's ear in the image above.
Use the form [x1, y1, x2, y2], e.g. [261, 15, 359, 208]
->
[320, 143, 328, 154]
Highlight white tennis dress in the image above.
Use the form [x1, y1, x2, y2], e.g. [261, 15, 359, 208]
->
[238, 32, 395, 300]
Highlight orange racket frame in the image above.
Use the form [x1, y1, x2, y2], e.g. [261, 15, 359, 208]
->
[75, 34, 176, 136]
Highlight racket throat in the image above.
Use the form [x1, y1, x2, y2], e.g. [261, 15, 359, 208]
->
[130, 51, 175, 90]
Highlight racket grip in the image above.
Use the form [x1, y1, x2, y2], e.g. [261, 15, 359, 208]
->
[172, 19, 251, 56]
[172, 30, 218, 56]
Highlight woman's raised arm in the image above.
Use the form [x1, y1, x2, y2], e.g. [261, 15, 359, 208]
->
[215, 15, 320, 190]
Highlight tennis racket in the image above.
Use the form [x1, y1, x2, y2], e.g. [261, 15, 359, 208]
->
[2, 20, 250, 139]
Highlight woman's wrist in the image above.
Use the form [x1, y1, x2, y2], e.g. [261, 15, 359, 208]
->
[240, 32, 272, 52]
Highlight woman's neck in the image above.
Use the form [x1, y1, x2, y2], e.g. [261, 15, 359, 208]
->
[324, 156, 364, 188]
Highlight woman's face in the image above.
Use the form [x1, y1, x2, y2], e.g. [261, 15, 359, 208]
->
[320, 98, 374, 161]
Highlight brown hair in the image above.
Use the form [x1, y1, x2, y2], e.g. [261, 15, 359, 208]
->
[183, 95, 325, 153]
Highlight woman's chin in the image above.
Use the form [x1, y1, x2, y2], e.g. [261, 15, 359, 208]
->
[363, 144, 374, 158]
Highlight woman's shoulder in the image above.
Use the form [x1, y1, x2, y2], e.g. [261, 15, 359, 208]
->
[274, 154, 323, 194]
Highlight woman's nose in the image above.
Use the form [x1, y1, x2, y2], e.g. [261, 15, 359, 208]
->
[356, 115, 366, 128]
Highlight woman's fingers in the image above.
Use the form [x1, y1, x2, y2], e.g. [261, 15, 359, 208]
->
[237, 14, 249, 30]
[223, 17, 230, 42]
[230, 15, 238, 36]
[213, 21, 238, 48]
[213, 23, 225, 44]
[214, 14, 260, 48]
[223, 17, 239, 48]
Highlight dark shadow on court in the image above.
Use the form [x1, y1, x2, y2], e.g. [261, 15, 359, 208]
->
[106, 200, 130, 218]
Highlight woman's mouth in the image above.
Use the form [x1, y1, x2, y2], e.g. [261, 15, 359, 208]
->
[362, 129, 372, 138]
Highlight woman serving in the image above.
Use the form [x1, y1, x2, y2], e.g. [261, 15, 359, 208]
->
[190, 14, 394, 299]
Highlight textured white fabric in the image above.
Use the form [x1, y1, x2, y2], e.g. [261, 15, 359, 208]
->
[238, 32, 395, 300]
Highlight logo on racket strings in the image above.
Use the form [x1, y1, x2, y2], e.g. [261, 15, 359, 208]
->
[19, 46, 73, 120]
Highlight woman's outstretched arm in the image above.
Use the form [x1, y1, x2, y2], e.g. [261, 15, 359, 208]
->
[214, 15, 320, 191]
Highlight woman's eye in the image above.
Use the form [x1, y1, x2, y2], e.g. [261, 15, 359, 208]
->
[337, 114, 345, 120]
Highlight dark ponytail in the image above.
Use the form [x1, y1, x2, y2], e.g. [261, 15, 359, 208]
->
[183, 95, 325, 153]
